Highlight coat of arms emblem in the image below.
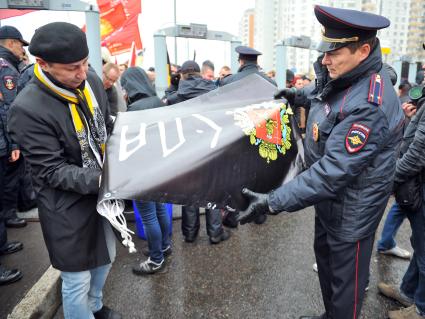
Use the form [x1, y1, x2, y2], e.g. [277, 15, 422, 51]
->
[233, 101, 293, 163]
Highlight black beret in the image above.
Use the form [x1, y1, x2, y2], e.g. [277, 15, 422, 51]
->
[314, 5, 390, 52]
[29, 22, 89, 63]
[180, 60, 200, 74]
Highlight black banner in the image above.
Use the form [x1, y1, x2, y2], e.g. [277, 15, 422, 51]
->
[98, 74, 305, 211]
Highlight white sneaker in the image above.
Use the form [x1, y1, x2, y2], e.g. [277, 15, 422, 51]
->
[313, 262, 318, 272]
[379, 246, 411, 259]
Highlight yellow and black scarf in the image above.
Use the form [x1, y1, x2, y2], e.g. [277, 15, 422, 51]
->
[34, 63, 107, 169]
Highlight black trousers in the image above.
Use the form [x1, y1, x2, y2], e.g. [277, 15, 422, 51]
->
[2, 156, 25, 219]
[181, 206, 223, 238]
[314, 216, 374, 319]
[0, 156, 7, 248]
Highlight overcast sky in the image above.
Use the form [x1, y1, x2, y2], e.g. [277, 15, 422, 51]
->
[1, 0, 255, 72]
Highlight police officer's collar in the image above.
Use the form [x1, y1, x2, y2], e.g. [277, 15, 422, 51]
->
[0, 45, 20, 70]
[237, 62, 259, 73]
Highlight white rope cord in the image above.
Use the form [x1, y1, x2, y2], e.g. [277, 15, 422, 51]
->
[97, 199, 137, 253]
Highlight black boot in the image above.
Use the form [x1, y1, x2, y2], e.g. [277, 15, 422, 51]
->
[222, 209, 238, 228]
[254, 213, 267, 225]
[0, 264, 22, 285]
[93, 306, 122, 319]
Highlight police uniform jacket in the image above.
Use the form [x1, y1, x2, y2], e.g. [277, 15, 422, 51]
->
[268, 42, 404, 242]
[0, 46, 20, 157]
[220, 62, 277, 87]
[8, 71, 114, 271]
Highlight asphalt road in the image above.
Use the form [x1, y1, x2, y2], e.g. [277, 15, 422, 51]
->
[0, 221, 50, 319]
[3, 198, 413, 319]
[55, 198, 413, 319]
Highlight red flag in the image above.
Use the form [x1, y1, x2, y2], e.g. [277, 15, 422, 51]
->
[99, 1, 127, 38]
[121, 0, 141, 16]
[102, 14, 142, 55]
[0, 9, 34, 20]
[128, 42, 137, 67]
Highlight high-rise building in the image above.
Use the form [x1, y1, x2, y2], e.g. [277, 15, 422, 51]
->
[406, 0, 425, 64]
[239, 9, 255, 48]
[360, 0, 411, 64]
[253, 0, 281, 72]
[249, 0, 424, 75]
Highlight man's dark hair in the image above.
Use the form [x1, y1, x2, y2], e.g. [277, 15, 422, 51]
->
[345, 37, 377, 54]
[202, 60, 214, 71]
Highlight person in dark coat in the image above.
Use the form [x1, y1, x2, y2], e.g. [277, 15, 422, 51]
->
[238, 6, 404, 319]
[8, 22, 121, 319]
[219, 46, 277, 87]
[165, 60, 217, 105]
[102, 62, 120, 116]
[0, 26, 28, 229]
[0, 25, 29, 285]
[166, 60, 230, 244]
[120, 66, 164, 111]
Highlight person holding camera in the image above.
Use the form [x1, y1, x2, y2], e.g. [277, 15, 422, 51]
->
[378, 71, 425, 318]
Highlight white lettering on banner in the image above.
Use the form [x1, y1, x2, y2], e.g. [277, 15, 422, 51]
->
[119, 124, 147, 161]
[118, 115, 223, 161]
[158, 117, 186, 158]
[191, 114, 222, 149]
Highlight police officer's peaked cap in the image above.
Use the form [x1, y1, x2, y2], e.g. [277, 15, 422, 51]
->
[0, 26, 29, 46]
[180, 60, 200, 74]
[235, 46, 262, 61]
[29, 22, 89, 63]
[314, 5, 390, 52]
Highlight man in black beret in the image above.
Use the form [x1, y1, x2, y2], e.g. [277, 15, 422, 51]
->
[219, 45, 276, 87]
[238, 5, 404, 319]
[8, 22, 121, 319]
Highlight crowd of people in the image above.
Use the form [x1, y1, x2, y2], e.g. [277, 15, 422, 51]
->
[1, 3, 425, 319]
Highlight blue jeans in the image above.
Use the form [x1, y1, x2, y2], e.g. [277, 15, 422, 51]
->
[135, 201, 170, 263]
[400, 194, 425, 315]
[377, 202, 407, 251]
[61, 263, 112, 319]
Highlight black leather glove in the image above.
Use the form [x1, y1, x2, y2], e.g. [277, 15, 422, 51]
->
[273, 88, 296, 104]
[237, 188, 270, 225]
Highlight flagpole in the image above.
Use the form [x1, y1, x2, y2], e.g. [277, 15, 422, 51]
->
[174, 0, 177, 64]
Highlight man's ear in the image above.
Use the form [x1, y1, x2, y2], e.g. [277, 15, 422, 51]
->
[358, 43, 371, 62]
[35, 57, 48, 70]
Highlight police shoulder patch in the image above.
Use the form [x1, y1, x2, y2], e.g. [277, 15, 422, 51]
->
[345, 123, 371, 154]
[368, 73, 383, 105]
[3, 76, 15, 90]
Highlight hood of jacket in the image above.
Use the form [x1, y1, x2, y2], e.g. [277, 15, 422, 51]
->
[312, 39, 383, 100]
[120, 67, 157, 104]
[0, 46, 20, 70]
[177, 75, 216, 100]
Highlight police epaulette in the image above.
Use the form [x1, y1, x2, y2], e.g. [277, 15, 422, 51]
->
[368, 73, 383, 105]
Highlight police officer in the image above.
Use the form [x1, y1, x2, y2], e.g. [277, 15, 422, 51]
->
[238, 5, 404, 319]
[219, 46, 276, 87]
[0, 26, 28, 229]
[0, 26, 28, 285]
